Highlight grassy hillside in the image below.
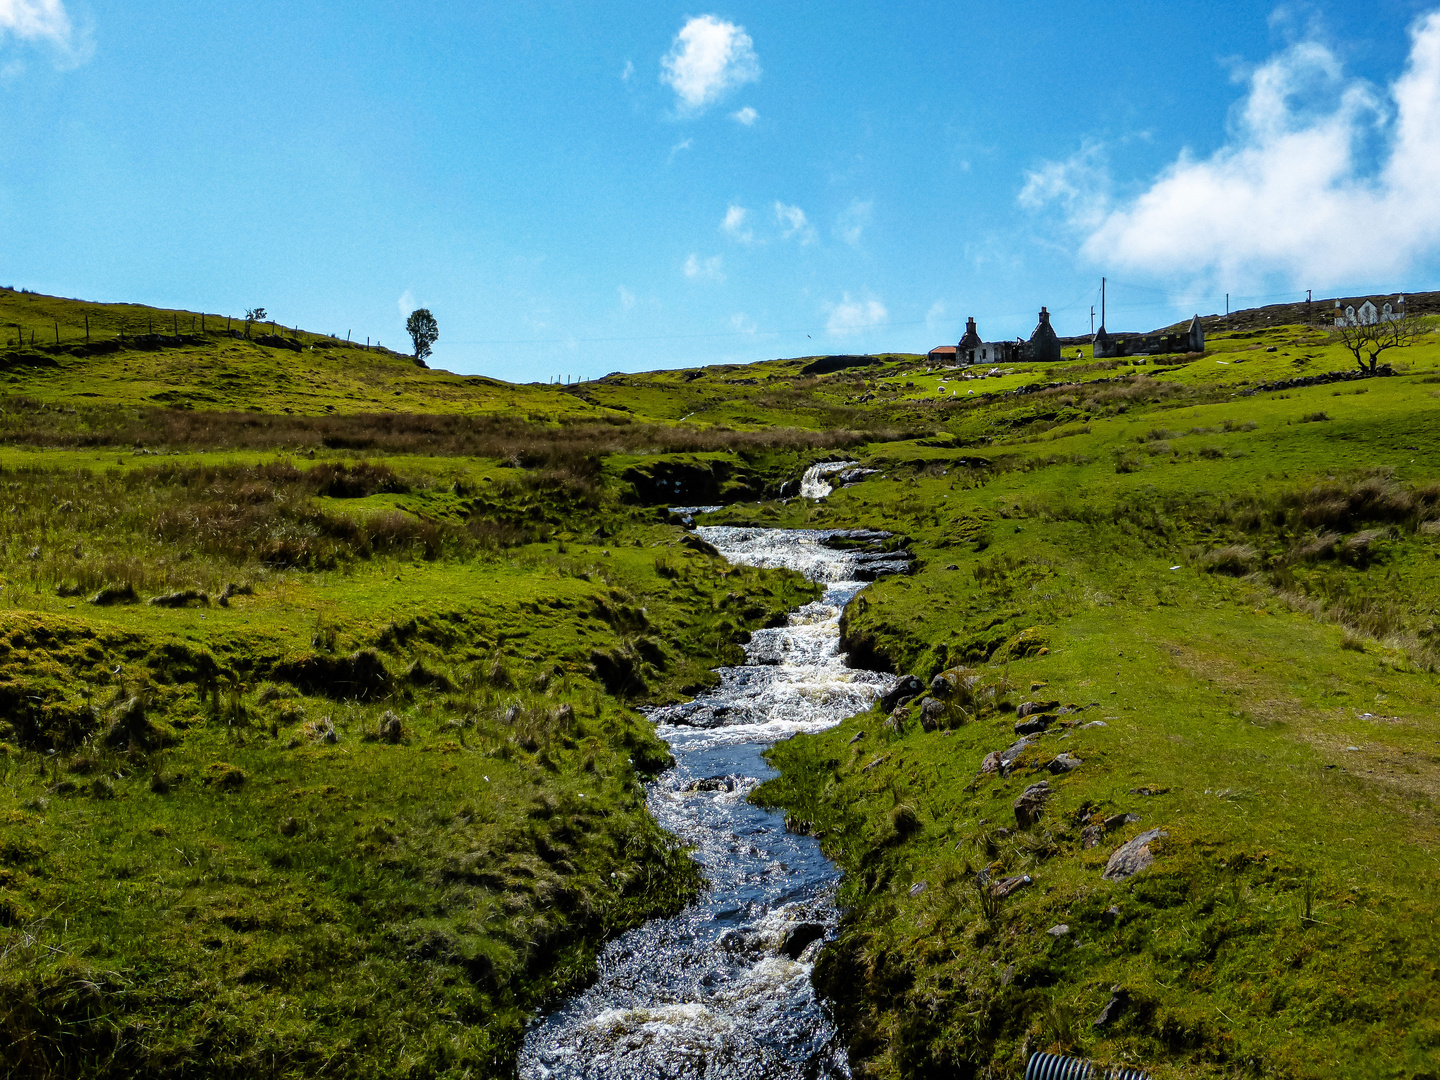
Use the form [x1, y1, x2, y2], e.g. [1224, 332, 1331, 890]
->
[3, 285, 1440, 1078]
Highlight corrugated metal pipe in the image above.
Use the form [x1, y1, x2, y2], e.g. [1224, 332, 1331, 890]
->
[1025, 1051, 1150, 1080]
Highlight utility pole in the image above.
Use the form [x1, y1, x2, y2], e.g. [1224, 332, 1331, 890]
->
[1090, 306, 1095, 336]
[1101, 277, 1106, 330]
[1226, 293, 1230, 328]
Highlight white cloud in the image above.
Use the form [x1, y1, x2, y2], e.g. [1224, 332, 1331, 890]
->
[669, 137, 693, 160]
[926, 300, 948, 330]
[837, 199, 873, 246]
[1026, 10, 1440, 288]
[618, 286, 636, 310]
[0, 0, 89, 67]
[398, 290, 416, 317]
[684, 253, 725, 281]
[621, 59, 634, 82]
[729, 312, 757, 333]
[732, 105, 758, 125]
[661, 15, 760, 113]
[722, 204, 755, 244]
[774, 201, 815, 243]
[826, 293, 888, 337]
[1018, 141, 1110, 231]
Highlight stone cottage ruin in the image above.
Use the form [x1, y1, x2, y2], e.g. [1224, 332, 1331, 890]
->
[941, 308, 1063, 366]
[1092, 314, 1204, 359]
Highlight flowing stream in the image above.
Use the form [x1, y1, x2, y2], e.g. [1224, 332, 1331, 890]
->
[519, 523, 908, 1080]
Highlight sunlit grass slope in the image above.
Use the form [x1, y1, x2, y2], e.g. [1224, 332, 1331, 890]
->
[731, 341, 1440, 1079]
[4, 284, 1440, 1079]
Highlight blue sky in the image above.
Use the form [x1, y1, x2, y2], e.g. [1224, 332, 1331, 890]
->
[4, 1, 1440, 381]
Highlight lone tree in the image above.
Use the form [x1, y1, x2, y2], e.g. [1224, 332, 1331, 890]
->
[1332, 315, 1420, 373]
[244, 307, 267, 339]
[406, 308, 438, 366]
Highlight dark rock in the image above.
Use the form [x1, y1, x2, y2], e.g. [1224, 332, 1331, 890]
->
[1104, 811, 1141, 831]
[1129, 786, 1171, 796]
[1093, 986, 1129, 1028]
[920, 697, 947, 731]
[928, 674, 953, 700]
[908, 880, 928, 897]
[861, 754, 890, 773]
[1102, 828, 1168, 881]
[978, 750, 1001, 774]
[880, 674, 925, 712]
[780, 922, 827, 960]
[1100, 904, 1122, 926]
[997, 737, 1032, 776]
[686, 774, 737, 793]
[847, 731, 864, 745]
[1082, 824, 1104, 849]
[1047, 752, 1082, 774]
[1013, 780, 1051, 828]
[378, 711, 404, 744]
[1017, 699, 1060, 718]
[1013, 715, 1052, 736]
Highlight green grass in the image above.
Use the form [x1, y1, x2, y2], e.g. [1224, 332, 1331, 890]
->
[6, 284, 1440, 1078]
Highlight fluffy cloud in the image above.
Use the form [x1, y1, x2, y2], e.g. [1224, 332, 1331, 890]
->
[0, 0, 88, 66]
[774, 201, 815, 243]
[618, 286, 636, 310]
[1026, 10, 1440, 288]
[731, 106, 758, 126]
[661, 15, 760, 113]
[397, 290, 416, 317]
[826, 293, 887, 337]
[684, 253, 725, 281]
[722, 204, 754, 244]
[837, 199, 873, 246]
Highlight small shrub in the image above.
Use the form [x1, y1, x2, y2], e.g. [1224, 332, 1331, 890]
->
[891, 802, 922, 838]
[1200, 544, 1258, 576]
[1114, 452, 1143, 474]
[1299, 411, 1331, 423]
[1341, 628, 1367, 652]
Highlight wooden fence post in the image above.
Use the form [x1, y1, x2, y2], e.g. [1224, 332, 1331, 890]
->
[85, 315, 90, 342]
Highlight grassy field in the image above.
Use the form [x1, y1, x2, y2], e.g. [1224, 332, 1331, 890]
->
[4, 286, 1440, 1078]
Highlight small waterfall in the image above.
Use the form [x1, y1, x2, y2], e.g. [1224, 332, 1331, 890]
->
[798, 461, 857, 500]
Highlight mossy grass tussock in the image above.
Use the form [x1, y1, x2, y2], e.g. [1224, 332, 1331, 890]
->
[3, 285, 1440, 1077]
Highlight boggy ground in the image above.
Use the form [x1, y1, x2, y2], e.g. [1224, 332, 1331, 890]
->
[5, 286, 1440, 1079]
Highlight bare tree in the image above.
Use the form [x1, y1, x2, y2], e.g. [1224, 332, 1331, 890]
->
[1331, 315, 1421, 373]
[406, 308, 438, 366]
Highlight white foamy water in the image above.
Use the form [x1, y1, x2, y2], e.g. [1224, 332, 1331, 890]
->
[798, 461, 857, 500]
[519, 527, 908, 1080]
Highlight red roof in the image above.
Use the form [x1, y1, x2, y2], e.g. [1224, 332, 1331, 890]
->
[928, 345, 957, 355]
